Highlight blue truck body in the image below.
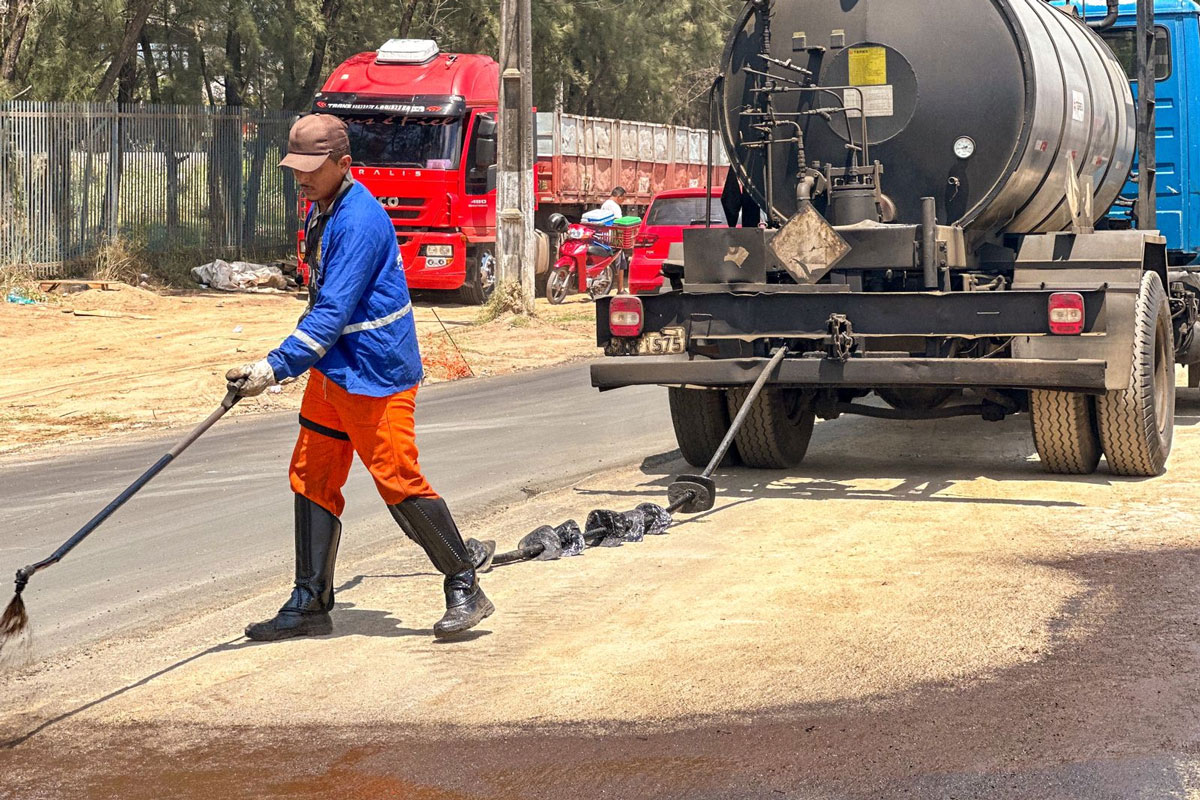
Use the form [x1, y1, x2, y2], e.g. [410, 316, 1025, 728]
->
[1058, 0, 1200, 263]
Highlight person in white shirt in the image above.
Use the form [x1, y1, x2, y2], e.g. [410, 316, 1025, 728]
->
[599, 187, 628, 292]
[601, 186, 625, 219]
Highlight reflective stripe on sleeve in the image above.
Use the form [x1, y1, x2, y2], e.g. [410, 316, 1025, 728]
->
[342, 303, 413, 335]
[292, 329, 327, 357]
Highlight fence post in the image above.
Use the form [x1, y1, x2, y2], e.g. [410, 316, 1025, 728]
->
[107, 102, 120, 243]
[240, 104, 249, 257]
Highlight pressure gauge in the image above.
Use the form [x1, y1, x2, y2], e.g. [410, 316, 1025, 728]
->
[953, 136, 976, 159]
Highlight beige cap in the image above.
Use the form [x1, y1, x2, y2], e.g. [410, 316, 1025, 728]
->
[279, 114, 350, 171]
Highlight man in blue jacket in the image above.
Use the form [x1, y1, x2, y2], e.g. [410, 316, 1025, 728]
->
[226, 114, 493, 641]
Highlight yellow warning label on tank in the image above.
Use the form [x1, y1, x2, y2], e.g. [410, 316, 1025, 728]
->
[848, 47, 887, 86]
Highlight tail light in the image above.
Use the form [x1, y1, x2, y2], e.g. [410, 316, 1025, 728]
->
[1048, 292, 1085, 335]
[609, 295, 644, 338]
[635, 233, 659, 249]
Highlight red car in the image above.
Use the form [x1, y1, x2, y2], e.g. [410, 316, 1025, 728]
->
[630, 188, 727, 294]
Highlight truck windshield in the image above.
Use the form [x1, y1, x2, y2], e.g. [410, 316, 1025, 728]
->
[646, 196, 726, 227]
[345, 117, 464, 169]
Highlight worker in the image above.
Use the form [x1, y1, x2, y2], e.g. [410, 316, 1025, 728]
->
[225, 114, 493, 641]
[598, 187, 630, 294]
[601, 186, 626, 219]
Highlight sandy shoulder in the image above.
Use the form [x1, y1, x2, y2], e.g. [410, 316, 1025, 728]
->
[0, 287, 601, 455]
[5, 404, 1198, 739]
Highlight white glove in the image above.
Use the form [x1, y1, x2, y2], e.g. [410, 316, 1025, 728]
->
[225, 359, 277, 397]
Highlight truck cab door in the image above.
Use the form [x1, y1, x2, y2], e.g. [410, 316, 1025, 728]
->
[462, 110, 498, 238]
[1103, 19, 1192, 261]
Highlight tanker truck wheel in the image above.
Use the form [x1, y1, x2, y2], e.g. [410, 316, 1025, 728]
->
[459, 246, 496, 305]
[668, 387, 740, 469]
[1096, 271, 1175, 476]
[1029, 391, 1101, 474]
[725, 386, 814, 469]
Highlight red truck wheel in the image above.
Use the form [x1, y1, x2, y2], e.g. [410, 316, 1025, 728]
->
[459, 247, 496, 305]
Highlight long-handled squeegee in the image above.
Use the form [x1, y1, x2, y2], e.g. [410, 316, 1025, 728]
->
[481, 347, 791, 567]
[0, 389, 242, 657]
[665, 345, 790, 515]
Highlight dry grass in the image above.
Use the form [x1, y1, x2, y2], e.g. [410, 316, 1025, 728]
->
[91, 237, 144, 285]
[0, 263, 46, 302]
[477, 280, 535, 323]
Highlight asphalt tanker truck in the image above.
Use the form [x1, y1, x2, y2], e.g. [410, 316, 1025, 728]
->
[592, 0, 1200, 477]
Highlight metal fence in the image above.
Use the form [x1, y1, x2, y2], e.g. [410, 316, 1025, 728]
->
[0, 102, 300, 277]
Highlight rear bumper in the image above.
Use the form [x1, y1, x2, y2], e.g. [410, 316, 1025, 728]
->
[591, 356, 1109, 394]
[593, 286, 1135, 392]
[629, 252, 665, 293]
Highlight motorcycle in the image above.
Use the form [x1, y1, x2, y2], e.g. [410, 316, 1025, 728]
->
[545, 213, 626, 305]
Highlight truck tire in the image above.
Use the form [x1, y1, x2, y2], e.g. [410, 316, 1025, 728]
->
[459, 246, 496, 305]
[668, 387, 740, 469]
[1029, 391, 1101, 474]
[1096, 270, 1175, 476]
[725, 386, 814, 469]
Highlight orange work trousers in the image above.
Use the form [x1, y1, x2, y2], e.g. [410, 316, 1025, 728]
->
[289, 370, 436, 517]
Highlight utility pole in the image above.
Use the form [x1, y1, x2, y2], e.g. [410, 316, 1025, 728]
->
[496, 0, 536, 311]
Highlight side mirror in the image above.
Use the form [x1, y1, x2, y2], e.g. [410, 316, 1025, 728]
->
[474, 114, 498, 169]
[476, 115, 497, 139]
[486, 164, 497, 193]
[475, 136, 497, 169]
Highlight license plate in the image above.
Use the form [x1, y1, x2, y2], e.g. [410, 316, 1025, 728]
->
[636, 326, 686, 356]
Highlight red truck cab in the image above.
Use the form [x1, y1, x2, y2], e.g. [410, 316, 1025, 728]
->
[300, 39, 500, 303]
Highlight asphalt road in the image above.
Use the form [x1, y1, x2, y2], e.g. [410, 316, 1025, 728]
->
[6, 379, 1200, 800]
[0, 362, 672, 657]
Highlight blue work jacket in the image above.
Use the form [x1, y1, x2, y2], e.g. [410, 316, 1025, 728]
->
[267, 180, 423, 396]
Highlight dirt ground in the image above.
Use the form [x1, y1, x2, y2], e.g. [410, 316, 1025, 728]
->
[0, 285, 601, 455]
[3, 395, 1200, 798]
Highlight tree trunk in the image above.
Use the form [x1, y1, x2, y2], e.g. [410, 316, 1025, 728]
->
[296, 0, 343, 107]
[398, 0, 419, 37]
[0, 0, 32, 83]
[139, 30, 160, 104]
[95, 0, 156, 100]
[192, 32, 216, 106]
[117, 52, 138, 103]
[241, 123, 266, 249]
[221, 17, 246, 253]
[224, 21, 244, 107]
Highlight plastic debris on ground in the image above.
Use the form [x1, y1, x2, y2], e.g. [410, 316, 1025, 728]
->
[517, 526, 563, 561]
[586, 509, 636, 547]
[192, 260, 289, 293]
[5, 291, 37, 305]
[554, 520, 586, 556]
[636, 502, 672, 535]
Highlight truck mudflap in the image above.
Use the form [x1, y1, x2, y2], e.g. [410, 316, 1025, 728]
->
[590, 355, 1108, 394]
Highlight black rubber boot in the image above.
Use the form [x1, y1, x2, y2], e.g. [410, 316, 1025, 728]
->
[245, 495, 342, 641]
[388, 496, 495, 638]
